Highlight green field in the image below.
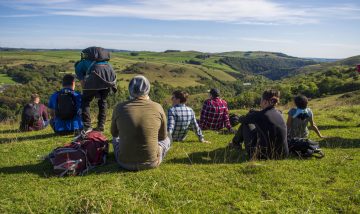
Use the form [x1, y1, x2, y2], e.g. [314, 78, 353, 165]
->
[0, 50, 239, 87]
[0, 94, 359, 213]
[0, 73, 16, 85]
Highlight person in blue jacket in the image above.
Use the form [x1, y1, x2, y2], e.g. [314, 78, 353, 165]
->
[48, 74, 83, 135]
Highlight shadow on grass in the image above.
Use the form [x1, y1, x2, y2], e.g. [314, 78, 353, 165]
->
[167, 147, 247, 165]
[0, 129, 21, 134]
[317, 125, 355, 130]
[0, 157, 129, 177]
[0, 133, 57, 144]
[320, 137, 360, 148]
[0, 160, 54, 177]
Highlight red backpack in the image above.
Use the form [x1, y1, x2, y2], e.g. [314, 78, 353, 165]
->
[48, 131, 108, 177]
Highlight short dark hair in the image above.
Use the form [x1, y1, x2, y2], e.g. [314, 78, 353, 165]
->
[30, 93, 39, 101]
[209, 88, 220, 98]
[62, 74, 75, 87]
[172, 90, 189, 103]
[262, 89, 280, 106]
[294, 95, 308, 109]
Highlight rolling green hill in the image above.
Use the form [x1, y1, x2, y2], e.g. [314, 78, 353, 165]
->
[0, 93, 359, 213]
[297, 55, 360, 74]
[0, 49, 359, 121]
[218, 53, 317, 80]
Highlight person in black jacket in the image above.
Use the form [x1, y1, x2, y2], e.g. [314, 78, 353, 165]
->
[229, 89, 289, 159]
[75, 47, 117, 134]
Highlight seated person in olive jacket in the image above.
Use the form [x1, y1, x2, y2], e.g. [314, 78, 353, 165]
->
[111, 75, 171, 171]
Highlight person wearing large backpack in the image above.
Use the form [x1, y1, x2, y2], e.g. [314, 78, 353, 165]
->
[19, 94, 49, 131]
[48, 74, 83, 135]
[75, 47, 117, 134]
[111, 75, 170, 171]
[229, 90, 289, 160]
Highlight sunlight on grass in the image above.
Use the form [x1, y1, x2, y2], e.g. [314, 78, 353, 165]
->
[0, 93, 359, 213]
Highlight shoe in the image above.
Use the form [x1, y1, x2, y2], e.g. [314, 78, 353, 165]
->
[93, 127, 104, 132]
[228, 141, 242, 150]
[73, 127, 92, 141]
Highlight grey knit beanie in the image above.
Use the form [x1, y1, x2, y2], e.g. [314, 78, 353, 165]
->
[128, 75, 151, 98]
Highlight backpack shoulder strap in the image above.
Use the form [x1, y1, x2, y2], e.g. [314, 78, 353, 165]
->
[86, 61, 96, 76]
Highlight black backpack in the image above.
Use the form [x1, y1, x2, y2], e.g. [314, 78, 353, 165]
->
[288, 138, 324, 158]
[81, 47, 110, 62]
[23, 103, 41, 125]
[229, 113, 240, 127]
[55, 90, 77, 120]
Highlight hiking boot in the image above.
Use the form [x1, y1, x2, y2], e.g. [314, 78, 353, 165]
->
[93, 126, 104, 132]
[228, 141, 242, 150]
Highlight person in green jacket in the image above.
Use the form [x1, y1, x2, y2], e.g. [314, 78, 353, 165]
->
[111, 75, 171, 171]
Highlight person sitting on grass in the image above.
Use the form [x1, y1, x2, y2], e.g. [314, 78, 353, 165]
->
[19, 93, 49, 131]
[111, 75, 171, 171]
[199, 88, 234, 133]
[48, 74, 83, 135]
[287, 95, 324, 139]
[229, 89, 289, 160]
[167, 90, 209, 143]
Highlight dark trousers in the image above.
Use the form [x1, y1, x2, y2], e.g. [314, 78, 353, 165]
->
[233, 124, 257, 154]
[233, 123, 289, 159]
[81, 88, 110, 130]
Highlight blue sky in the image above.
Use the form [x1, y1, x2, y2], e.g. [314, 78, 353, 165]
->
[0, 0, 359, 58]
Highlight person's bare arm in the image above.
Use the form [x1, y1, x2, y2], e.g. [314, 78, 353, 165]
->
[310, 116, 325, 138]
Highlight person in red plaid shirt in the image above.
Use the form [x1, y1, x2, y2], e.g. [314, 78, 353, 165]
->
[199, 88, 234, 132]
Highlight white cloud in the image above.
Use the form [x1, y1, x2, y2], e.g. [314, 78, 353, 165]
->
[3, 0, 359, 25]
[239, 37, 295, 44]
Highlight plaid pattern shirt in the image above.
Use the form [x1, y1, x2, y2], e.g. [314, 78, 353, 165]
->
[199, 98, 231, 130]
[167, 104, 204, 142]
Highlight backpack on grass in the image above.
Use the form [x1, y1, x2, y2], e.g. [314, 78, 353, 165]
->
[229, 113, 240, 127]
[55, 90, 77, 120]
[24, 104, 40, 123]
[288, 138, 324, 158]
[20, 103, 41, 131]
[48, 131, 109, 177]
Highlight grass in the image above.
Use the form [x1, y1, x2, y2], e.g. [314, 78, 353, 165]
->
[0, 94, 359, 213]
[0, 74, 16, 85]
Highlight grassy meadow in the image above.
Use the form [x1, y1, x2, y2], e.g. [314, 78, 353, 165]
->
[0, 73, 16, 85]
[0, 93, 359, 213]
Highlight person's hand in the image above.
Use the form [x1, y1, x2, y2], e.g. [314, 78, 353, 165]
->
[200, 139, 211, 144]
[228, 140, 241, 150]
[228, 128, 236, 134]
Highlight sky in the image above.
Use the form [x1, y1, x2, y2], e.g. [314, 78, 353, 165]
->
[0, 0, 359, 58]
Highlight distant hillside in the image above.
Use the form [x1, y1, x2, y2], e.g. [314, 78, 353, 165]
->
[217, 52, 317, 80]
[297, 55, 360, 74]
